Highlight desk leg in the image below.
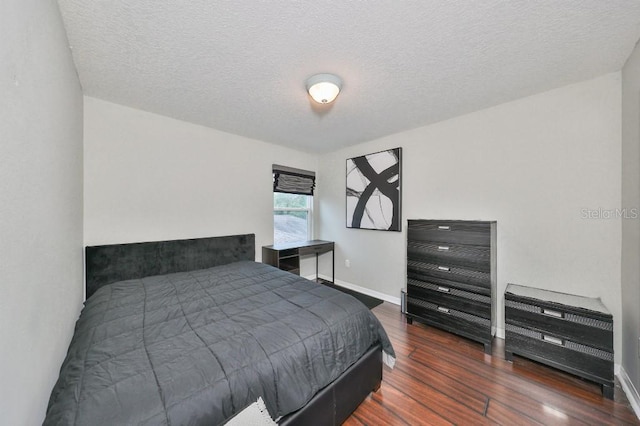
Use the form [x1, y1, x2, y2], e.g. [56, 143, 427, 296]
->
[316, 253, 319, 282]
[332, 250, 335, 283]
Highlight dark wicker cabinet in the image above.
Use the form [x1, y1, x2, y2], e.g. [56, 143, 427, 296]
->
[406, 220, 497, 354]
[505, 284, 614, 399]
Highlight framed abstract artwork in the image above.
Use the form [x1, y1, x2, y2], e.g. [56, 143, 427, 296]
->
[346, 147, 402, 231]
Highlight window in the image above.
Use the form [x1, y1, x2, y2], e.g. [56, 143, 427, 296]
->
[272, 164, 315, 244]
[274, 193, 312, 244]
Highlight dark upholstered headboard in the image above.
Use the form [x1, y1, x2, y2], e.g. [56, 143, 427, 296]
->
[85, 234, 255, 299]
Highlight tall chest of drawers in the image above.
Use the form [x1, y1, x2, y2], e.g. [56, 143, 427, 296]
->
[505, 284, 614, 399]
[406, 220, 497, 354]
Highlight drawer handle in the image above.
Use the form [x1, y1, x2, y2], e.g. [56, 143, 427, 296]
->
[437, 266, 450, 272]
[542, 308, 563, 318]
[437, 286, 450, 293]
[437, 246, 450, 251]
[542, 335, 564, 346]
[437, 306, 450, 314]
[437, 226, 451, 230]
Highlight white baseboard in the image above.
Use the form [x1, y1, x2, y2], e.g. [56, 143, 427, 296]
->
[618, 365, 640, 420]
[305, 274, 401, 306]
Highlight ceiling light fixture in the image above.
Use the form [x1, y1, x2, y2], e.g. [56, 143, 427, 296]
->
[306, 73, 342, 104]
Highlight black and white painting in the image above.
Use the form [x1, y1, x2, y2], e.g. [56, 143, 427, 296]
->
[346, 148, 402, 231]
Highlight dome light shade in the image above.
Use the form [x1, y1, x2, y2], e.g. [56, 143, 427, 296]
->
[306, 73, 342, 104]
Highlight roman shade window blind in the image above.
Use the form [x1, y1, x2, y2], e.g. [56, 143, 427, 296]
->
[273, 164, 316, 196]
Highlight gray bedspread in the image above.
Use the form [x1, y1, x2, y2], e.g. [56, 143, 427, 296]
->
[44, 261, 394, 425]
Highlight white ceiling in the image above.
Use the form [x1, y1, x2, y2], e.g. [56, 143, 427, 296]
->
[57, 1, 640, 154]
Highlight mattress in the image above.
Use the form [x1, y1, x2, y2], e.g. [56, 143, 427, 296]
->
[44, 261, 394, 425]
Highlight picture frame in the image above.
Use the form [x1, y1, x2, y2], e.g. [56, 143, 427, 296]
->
[346, 147, 402, 231]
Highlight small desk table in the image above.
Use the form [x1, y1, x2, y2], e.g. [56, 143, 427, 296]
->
[262, 240, 335, 283]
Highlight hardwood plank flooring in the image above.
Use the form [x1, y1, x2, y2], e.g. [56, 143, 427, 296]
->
[345, 302, 639, 425]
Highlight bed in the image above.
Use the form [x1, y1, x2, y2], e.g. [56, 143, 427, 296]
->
[44, 234, 394, 425]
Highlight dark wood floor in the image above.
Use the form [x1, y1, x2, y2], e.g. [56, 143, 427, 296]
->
[345, 302, 639, 425]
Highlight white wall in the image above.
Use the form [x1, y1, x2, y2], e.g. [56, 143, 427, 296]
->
[318, 73, 623, 360]
[84, 97, 317, 264]
[622, 41, 640, 397]
[0, 1, 84, 424]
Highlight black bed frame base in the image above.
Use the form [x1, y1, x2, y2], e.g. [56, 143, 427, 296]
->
[279, 344, 382, 426]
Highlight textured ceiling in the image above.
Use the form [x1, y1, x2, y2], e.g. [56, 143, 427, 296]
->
[57, 1, 640, 154]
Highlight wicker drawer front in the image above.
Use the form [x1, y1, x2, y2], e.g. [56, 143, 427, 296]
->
[407, 241, 490, 271]
[505, 325, 613, 383]
[407, 270, 491, 296]
[407, 220, 492, 247]
[408, 297, 491, 342]
[505, 300, 613, 351]
[407, 259, 491, 289]
[408, 280, 490, 318]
